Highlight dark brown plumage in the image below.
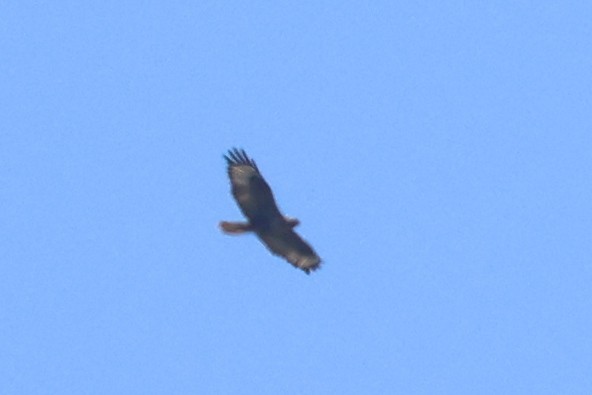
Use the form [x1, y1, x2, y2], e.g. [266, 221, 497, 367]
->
[220, 148, 321, 274]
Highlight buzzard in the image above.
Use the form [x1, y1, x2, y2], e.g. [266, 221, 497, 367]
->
[220, 148, 321, 274]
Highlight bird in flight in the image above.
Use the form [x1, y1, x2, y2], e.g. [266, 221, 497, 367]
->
[220, 148, 321, 274]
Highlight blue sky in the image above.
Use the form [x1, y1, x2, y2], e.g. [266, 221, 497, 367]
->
[2, 1, 591, 394]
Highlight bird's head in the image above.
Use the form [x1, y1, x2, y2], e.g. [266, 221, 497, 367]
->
[284, 216, 300, 228]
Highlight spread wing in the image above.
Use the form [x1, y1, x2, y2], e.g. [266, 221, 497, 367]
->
[224, 148, 282, 223]
[256, 220, 321, 274]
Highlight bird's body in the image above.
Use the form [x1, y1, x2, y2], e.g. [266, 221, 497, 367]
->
[220, 148, 321, 274]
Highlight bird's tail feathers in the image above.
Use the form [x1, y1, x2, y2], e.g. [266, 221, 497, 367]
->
[219, 221, 253, 235]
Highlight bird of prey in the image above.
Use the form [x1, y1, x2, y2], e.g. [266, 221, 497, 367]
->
[220, 148, 321, 274]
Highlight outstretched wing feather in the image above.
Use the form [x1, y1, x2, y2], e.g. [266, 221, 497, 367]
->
[257, 224, 321, 273]
[224, 148, 281, 222]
